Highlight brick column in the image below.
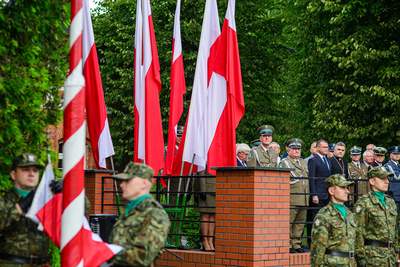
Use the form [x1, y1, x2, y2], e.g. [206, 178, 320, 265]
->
[85, 169, 118, 215]
[213, 167, 291, 267]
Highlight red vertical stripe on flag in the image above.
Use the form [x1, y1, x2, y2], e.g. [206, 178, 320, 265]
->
[206, 0, 245, 174]
[163, 0, 186, 176]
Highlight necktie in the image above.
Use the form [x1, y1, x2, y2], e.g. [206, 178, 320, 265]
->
[323, 156, 330, 171]
[357, 163, 360, 169]
[339, 159, 343, 174]
[294, 160, 300, 168]
[243, 161, 247, 167]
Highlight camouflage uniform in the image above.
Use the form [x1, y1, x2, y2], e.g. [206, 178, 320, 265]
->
[108, 196, 170, 266]
[353, 191, 398, 266]
[0, 189, 50, 267]
[109, 162, 171, 266]
[311, 174, 356, 267]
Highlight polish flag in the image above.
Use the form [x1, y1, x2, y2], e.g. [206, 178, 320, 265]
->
[162, 0, 186, 177]
[171, 0, 220, 175]
[82, 0, 115, 169]
[195, 0, 245, 175]
[134, 0, 164, 175]
[28, 163, 122, 266]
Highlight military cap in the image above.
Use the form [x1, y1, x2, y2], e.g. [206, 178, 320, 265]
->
[388, 146, 400, 154]
[284, 138, 294, 147]
[11, 153, 44, 170]
[251, 139, 261, 147]
[112, 162, 154, 182]
[349, 146, 362, 155]
[373, 147, 387, 156]
[257, 125, 275, 136]
[177, 126, 184, 136]
[328, 143, 336, 152]
[367, 166, 394, 179]
[325, 174, 354, 189]
[286, 138, 304, 149]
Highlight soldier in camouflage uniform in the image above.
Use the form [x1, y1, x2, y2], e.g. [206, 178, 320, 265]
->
[0, 153, 50, 266]
[311, 174, 356, 267]
[109, 162, 170, 266]
[247, 125, 278, 167]
[353, 166, 399, 267]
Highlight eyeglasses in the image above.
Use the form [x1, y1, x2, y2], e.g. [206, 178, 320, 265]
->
[319, 146, 329, 149]
[240, 152, 249, 156]
[270, 146, 279, 149]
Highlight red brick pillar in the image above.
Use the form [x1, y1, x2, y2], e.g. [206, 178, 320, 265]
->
[213, 167, 291, 267]
[85, 170, 118, 215]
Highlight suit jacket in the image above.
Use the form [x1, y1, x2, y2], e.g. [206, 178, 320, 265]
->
[237, 157, 247, 167]
[328, 156, 348, 179]
[308, 154, 331, 200]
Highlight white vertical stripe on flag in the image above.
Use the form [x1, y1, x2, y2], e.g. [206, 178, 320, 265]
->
[182, 0, 220, 170]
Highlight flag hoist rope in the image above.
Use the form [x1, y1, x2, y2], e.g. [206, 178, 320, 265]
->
[61, 0, 86, 265]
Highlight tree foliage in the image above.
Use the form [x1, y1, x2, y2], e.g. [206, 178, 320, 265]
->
[286, 0, 400, 150]
[93, 0, 288, 169]
[0, 0, 69, 185]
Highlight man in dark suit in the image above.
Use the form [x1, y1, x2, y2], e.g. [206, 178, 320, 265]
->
[306, 139, 331, 246]
[328, 142, 348, 178]
[236, 143, 251, 166]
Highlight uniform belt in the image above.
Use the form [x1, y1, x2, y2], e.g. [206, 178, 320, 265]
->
[365, 239, 394, 249]
[325, 249, 355, 259]
[0, 252, 48, 265]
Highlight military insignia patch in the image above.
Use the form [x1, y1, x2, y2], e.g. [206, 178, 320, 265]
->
[356, 205, 362, 213]
[340, 176, 346, 181]
[315, 218, 320, 227]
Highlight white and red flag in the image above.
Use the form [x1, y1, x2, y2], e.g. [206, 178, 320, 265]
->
[83, 0, 115, 169]
[134, 0, 164, 175]
[195, 0, 245, 174]
[162, 0, 186, 177]
[27, 163, 122, 266]
[171, 0, 220, 175]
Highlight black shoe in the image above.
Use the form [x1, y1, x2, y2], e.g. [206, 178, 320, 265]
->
[178, 245, 190, 250]
[290, 248, 297, 253]
[296, 248, 305, 253]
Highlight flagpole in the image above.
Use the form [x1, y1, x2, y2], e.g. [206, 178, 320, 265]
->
[110, 156, 121, 216]
[61, 0, 86, 265]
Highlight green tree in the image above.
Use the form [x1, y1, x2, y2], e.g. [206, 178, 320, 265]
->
[286, 0, 400, 149]
[0, 0, 69, 186]
[93, 0, 288, 169]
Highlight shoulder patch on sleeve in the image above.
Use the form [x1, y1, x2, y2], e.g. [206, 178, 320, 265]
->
[314, 218, 320, 227]
[355, 205, 362, 214]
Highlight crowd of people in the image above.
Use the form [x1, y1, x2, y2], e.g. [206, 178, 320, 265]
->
[236, 124, 400, 266]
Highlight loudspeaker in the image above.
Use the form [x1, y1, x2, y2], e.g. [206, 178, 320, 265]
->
[89, 214, 118, 243]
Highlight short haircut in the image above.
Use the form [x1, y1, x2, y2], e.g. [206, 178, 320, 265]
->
[270, 142, 280, 149]
[366, 144, 375, 149]
[363, 150, 373, 157]
[237, 143, 251, 154]
[310, 141, 317, 149]
[316, 139, 328, 147]
[335, 142, 346, 148]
